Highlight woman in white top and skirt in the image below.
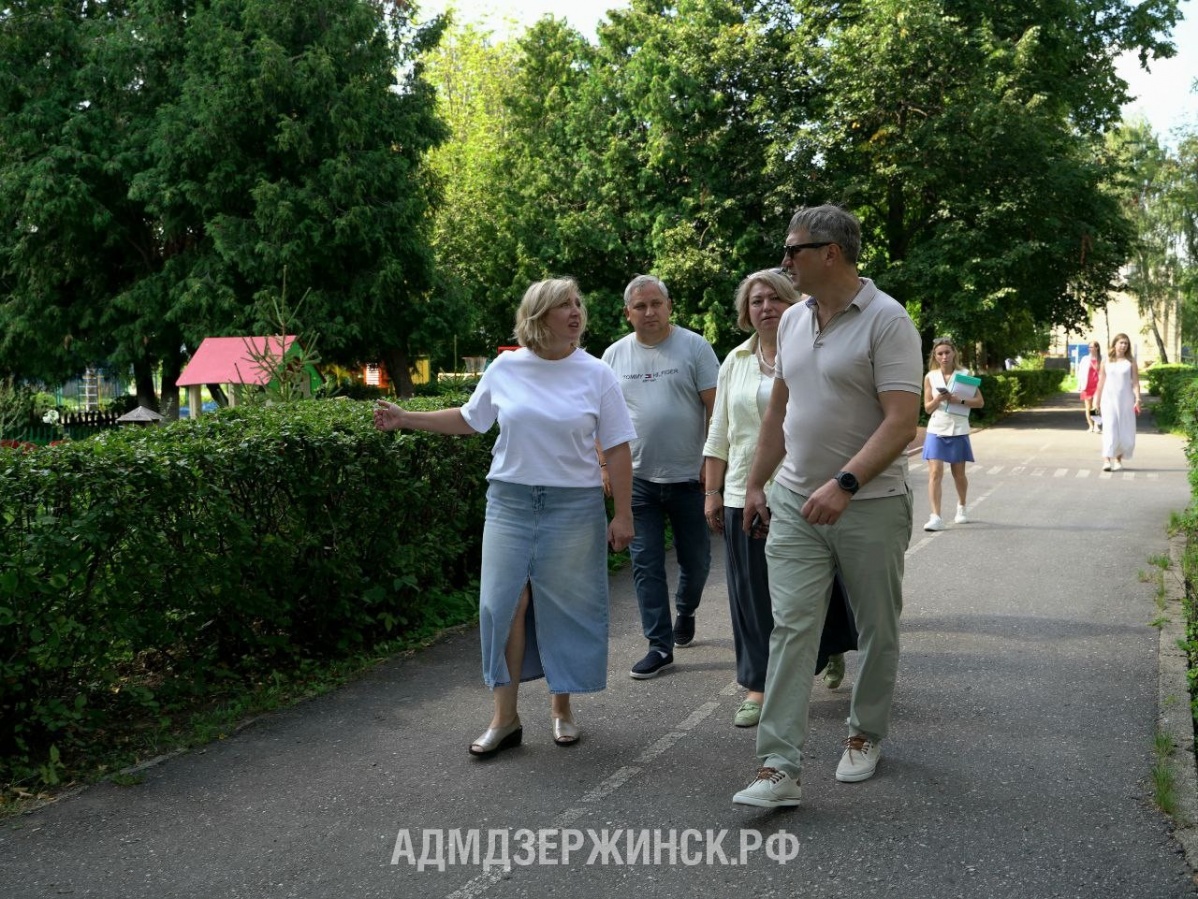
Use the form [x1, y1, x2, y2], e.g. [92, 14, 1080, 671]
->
[375, 278, 636, 756]
[922, 337, 983, 531]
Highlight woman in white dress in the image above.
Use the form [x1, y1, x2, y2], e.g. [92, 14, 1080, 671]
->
[1095, 333, 1141, 472]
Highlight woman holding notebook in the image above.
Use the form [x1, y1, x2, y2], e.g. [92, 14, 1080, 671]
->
[921, 337, 984, 532]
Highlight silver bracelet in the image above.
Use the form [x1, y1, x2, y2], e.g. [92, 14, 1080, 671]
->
[703, 489, 721, 496]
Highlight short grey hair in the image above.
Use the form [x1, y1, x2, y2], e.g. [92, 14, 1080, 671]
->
[623, 274, 670, 306]
[787, 205, 862, 265]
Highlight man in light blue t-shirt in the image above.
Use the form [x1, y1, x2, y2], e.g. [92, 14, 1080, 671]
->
[602, 275, 720, 679]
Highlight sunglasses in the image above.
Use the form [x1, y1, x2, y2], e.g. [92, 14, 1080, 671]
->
[782, 242, 833, 259]
[932, 337, 954, 347]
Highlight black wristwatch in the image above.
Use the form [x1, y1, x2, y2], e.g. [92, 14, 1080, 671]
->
[834, 470, 859, 495]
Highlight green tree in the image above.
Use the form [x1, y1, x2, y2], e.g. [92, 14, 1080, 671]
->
[423, 21, 522, 362]
[425, 1, 810, 358]
[0, 0, 186, 406]
[593, 0, 804, 348]
[1109, 121, 1198, 362]
[133, 0, 450, 396]
[1, 0, 449, 401]
[478, 0, 807, 356]
[784, 0, 1177, 363]
[1174, 131, 1198, 353]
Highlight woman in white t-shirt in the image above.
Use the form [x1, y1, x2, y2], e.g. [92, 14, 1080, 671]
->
[921, 337, 983, 531]
[375, 278, 636, 757]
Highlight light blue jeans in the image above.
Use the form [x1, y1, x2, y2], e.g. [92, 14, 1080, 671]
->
[756, 484, 912, 778]
[479, 480, 609, 694]
[629, 477, 711, 654]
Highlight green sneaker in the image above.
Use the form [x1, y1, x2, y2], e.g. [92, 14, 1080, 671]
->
[823, 653, 846, 690]
[733, 699, 762, 728]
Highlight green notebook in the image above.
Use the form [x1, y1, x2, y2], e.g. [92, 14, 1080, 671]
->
[946, 372, 980, 413]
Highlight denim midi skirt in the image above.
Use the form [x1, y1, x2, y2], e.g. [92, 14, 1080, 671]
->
[479, 480, 610, 694]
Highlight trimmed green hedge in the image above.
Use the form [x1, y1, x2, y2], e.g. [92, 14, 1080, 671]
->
[1175, 380, 1198, 728]
[0, 397, 492, 784]
[1144, 364, 1198, 431]
[1144, 363, 1196, 397]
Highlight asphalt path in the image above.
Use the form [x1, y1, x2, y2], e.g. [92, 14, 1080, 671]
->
[1, 394, 1195, 899]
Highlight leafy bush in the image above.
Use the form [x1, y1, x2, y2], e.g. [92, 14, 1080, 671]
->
[329, 381, 388, 401]
[1144, 363, 1197, 397]
[1176, 380, 1198, 726]
[1145, 365, 1198, 432]
[0, 397, 491, 784]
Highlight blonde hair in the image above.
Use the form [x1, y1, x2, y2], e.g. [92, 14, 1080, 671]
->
[927, 336, 959, 371]
[733, 270, 799, 332]
[514, 278, 586, 353]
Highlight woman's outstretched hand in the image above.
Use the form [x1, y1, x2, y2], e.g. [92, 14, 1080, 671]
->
[374, 400, 406, 432]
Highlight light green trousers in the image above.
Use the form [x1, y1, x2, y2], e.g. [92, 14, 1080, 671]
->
[756, 484, 912, 779]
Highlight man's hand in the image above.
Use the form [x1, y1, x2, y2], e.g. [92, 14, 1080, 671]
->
[800, 479, 853, 526]
[608, 513, 634, 552]
[742, 486, 770, 534]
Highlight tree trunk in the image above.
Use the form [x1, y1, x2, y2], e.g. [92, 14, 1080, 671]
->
[1149, 306, 1169, 363]
[160, 351, 184, 420]
[133, 359, 159, 412]
[382, 347, 415, 397]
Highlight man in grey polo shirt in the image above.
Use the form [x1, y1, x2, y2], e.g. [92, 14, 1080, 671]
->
[732, 205, 922, 808]
[602, 275, 719, 680]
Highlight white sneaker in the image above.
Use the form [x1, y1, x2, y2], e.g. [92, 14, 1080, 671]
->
[733, 766, 802, 807]
[1112, 461, 1123, 471]
[836, 735, 882, 783]
[1102, 461, 1112, 472]
[923, 514, 945, 532]
[954, 505, 968, 524]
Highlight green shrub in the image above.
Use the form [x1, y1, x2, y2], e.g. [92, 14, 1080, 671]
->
[1178, 381, 1198, 731]
[1144, 363, 1196, 397]
[1145, 365, 1198, 432]
[327, 381, 388, 402]
[0, 397, 492, 784]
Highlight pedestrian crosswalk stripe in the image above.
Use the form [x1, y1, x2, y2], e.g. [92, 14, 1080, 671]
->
[908, 462, 1160, 480]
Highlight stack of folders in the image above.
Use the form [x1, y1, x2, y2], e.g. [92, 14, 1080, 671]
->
[946, 373, 981, 416]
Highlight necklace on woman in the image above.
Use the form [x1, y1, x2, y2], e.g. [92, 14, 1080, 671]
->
[756, 343, 776, 375]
